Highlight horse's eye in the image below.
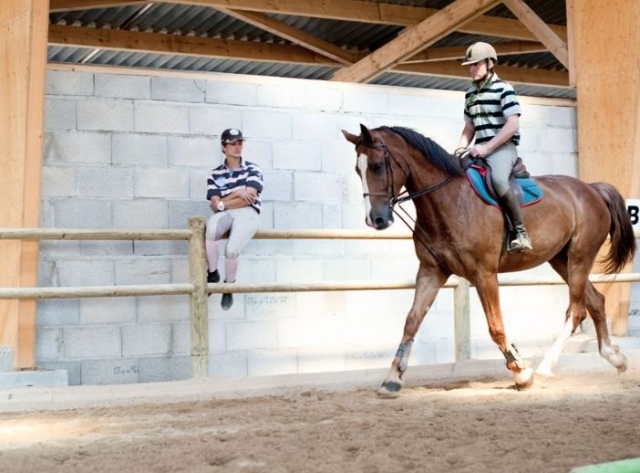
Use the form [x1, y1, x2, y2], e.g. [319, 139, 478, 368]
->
[370, 162, 385, 175]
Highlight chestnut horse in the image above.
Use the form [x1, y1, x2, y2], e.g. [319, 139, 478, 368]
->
[342, 124, 636, 396]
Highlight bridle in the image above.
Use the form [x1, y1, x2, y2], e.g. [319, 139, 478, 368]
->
[358, 135, 458, 256]
[359, 136, 456, 210]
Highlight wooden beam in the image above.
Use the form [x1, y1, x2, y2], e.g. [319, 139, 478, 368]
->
[48, 24, 344, 65]
[405, 41, 547, 64]
[396, 61, 570, 88]
[331, 0, 502, 83]
[49, 0, 568, 43]
[502, 0, 569, 69]
[215, 7, 357, 66]
[1, 0, 48, 369]
[49, 0, 147, 11]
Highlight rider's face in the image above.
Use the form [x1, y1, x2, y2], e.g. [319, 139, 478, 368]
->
[469, 61, 489, 81]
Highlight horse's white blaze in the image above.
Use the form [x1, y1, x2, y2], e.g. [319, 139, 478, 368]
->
[357, 154, 373, 227]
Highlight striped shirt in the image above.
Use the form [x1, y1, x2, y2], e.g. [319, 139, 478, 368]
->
[463, 73, 522, 145]
[206, 159, 264, 214]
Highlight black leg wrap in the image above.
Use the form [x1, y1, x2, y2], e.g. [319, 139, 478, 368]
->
[502, 343, 523, 369]
[395, 339, 414, 373]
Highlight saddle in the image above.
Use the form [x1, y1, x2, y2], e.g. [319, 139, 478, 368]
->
[465, 157, 543, 207]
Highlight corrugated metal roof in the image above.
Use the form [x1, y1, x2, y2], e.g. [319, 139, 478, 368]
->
[48, 0, 575, 99]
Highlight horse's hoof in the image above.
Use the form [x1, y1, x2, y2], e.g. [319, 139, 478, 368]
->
[535, 365, 555, 378]
[616, 353, 628, 373]
[377, 381, 403, 398]
[515, 368, 534, 391]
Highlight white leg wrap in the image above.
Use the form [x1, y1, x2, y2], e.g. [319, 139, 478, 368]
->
[536, 318, 574, 376]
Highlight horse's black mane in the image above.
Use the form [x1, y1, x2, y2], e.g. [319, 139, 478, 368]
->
[378, 126, 465, 177]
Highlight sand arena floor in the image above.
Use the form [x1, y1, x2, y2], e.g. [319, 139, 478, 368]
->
[1, 350, 639, 473]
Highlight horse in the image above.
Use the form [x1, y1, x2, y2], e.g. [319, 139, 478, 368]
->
[342, 124, 636, 396]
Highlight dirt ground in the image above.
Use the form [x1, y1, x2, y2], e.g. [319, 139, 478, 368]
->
[1, 364, 640, 473]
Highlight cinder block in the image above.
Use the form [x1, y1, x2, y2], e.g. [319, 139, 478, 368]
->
[298, 347, 346, 374]
[388, 94, 432, 118]
[257, 83, 307, 109]
[242, 111, 292, 140]
[41, 167, 76, 197]
[54, 259, 114, 287]
[189, 168, 209, 200]
[343, 88, 389, 115]
[135, 167, 190, 199]
[208, 320, 227, 352]
[168, 200, 210, 229]
[78, 98, 134, 132]
[122, 323, 172, 356]
[80, 297, 137, 325]
[64, 326, 121, 359]
[37, 299, 80, 326]
[275, 257, 323, 283]
[95, 74, 150, 99]
[112, 133, 167, 166]
[292, 239, 343, 256]
[0, 347, 12, 372]
[305, 86, 342, 112]
[38, 361, 81, 386]
[242, 139, 273, 169]
[245, 293, 295, 319]
[167, 136, 216, 167]
[226, 320, 278, 350]
[77, 167, 134, 198]
[292, 113, 339, 142]
[134, 102, 189, 134]
[171, 322, 191, 355]
[46, 70, 94, 96]
[134, 240, 187, 257]
[115, 258, 171, 286]
[273, 202, 323, 229]
[138, 356, 190, 383]
[81, 358, 140, 385]
[345, 346, 394, 371]
[80, 241, 133, 257]
[293, 172, 342, 203]
[209, 350, 248, 378]
[260, 170, 293, 202]
[549, 105, 575, 127]
[189, 106, 241, 135]
[137, 295, 189, 322]
[205, 81, 257, 106]
[113, 199, 169, 229]
[0, 370, 68, 389]
[35, 328, 63, 361]
[273, 142, 321, 170]
[45, 97, 77, 131]
[151, 77, 206, 102]
[247, 349, 298, 377]
[44, 131, 111, 165]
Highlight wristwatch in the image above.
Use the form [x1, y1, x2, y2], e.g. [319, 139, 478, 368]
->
[217, 201, 225, 212]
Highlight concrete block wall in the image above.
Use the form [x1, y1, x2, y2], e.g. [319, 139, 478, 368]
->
[37, 67, 579, 385]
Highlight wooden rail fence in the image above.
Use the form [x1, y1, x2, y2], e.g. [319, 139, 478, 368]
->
[1, 217, 639, 377]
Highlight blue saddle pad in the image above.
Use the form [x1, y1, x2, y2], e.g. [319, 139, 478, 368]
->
[466, 166, 543, 206]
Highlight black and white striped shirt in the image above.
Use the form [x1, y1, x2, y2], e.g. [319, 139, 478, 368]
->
[464, 73, 522, 145]
[206, 159, 263, 214]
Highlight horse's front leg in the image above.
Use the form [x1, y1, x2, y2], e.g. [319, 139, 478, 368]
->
[475, 273, 534, 390]
[378, 268, 449, 397]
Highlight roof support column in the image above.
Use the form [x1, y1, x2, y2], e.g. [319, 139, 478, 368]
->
[0, 0, 48, 368]
[570, 0, 640, 335]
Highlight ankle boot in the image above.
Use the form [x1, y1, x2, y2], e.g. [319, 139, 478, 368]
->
[499, 190, 532, 253]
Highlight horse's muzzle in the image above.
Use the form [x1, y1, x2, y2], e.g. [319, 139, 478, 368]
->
[370, 209, 394, 230]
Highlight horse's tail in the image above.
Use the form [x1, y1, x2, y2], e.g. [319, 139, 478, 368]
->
[589, 182, 636, 274]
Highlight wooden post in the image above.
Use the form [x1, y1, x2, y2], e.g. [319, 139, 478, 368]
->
[0, 0, 49, 368]
[188, 217, 209, 377]
[453, 278, 471, 362]
[571, 0, 640, 335]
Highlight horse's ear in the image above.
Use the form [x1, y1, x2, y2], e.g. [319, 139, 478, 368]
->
[342, 129, 359, 145]
[360, 124, 374, 144]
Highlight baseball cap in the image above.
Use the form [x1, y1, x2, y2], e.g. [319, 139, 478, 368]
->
[221, 128, 244, 145]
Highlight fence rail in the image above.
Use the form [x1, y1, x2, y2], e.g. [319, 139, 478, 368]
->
[1, 219, 639, 377]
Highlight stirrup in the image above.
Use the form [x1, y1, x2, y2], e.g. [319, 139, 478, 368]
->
[508, 233, 532, 253]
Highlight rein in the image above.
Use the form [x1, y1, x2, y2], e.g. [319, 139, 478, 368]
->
[363, 137, 458, 261]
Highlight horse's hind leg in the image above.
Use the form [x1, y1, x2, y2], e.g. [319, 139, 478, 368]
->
[583, 282, 627, 372]
[537, 254, 627, 376]
[378, 267, 448, 397]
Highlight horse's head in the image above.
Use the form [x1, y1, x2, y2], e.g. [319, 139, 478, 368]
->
[342, 124, 408, 230]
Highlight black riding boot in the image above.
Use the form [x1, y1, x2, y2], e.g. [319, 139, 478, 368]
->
[499, 189, 532, 253]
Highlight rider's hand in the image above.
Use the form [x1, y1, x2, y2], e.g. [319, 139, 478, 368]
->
[470, 144, 489, 158]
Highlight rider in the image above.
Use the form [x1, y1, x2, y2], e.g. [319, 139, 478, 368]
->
[456, 42, 532, 253]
